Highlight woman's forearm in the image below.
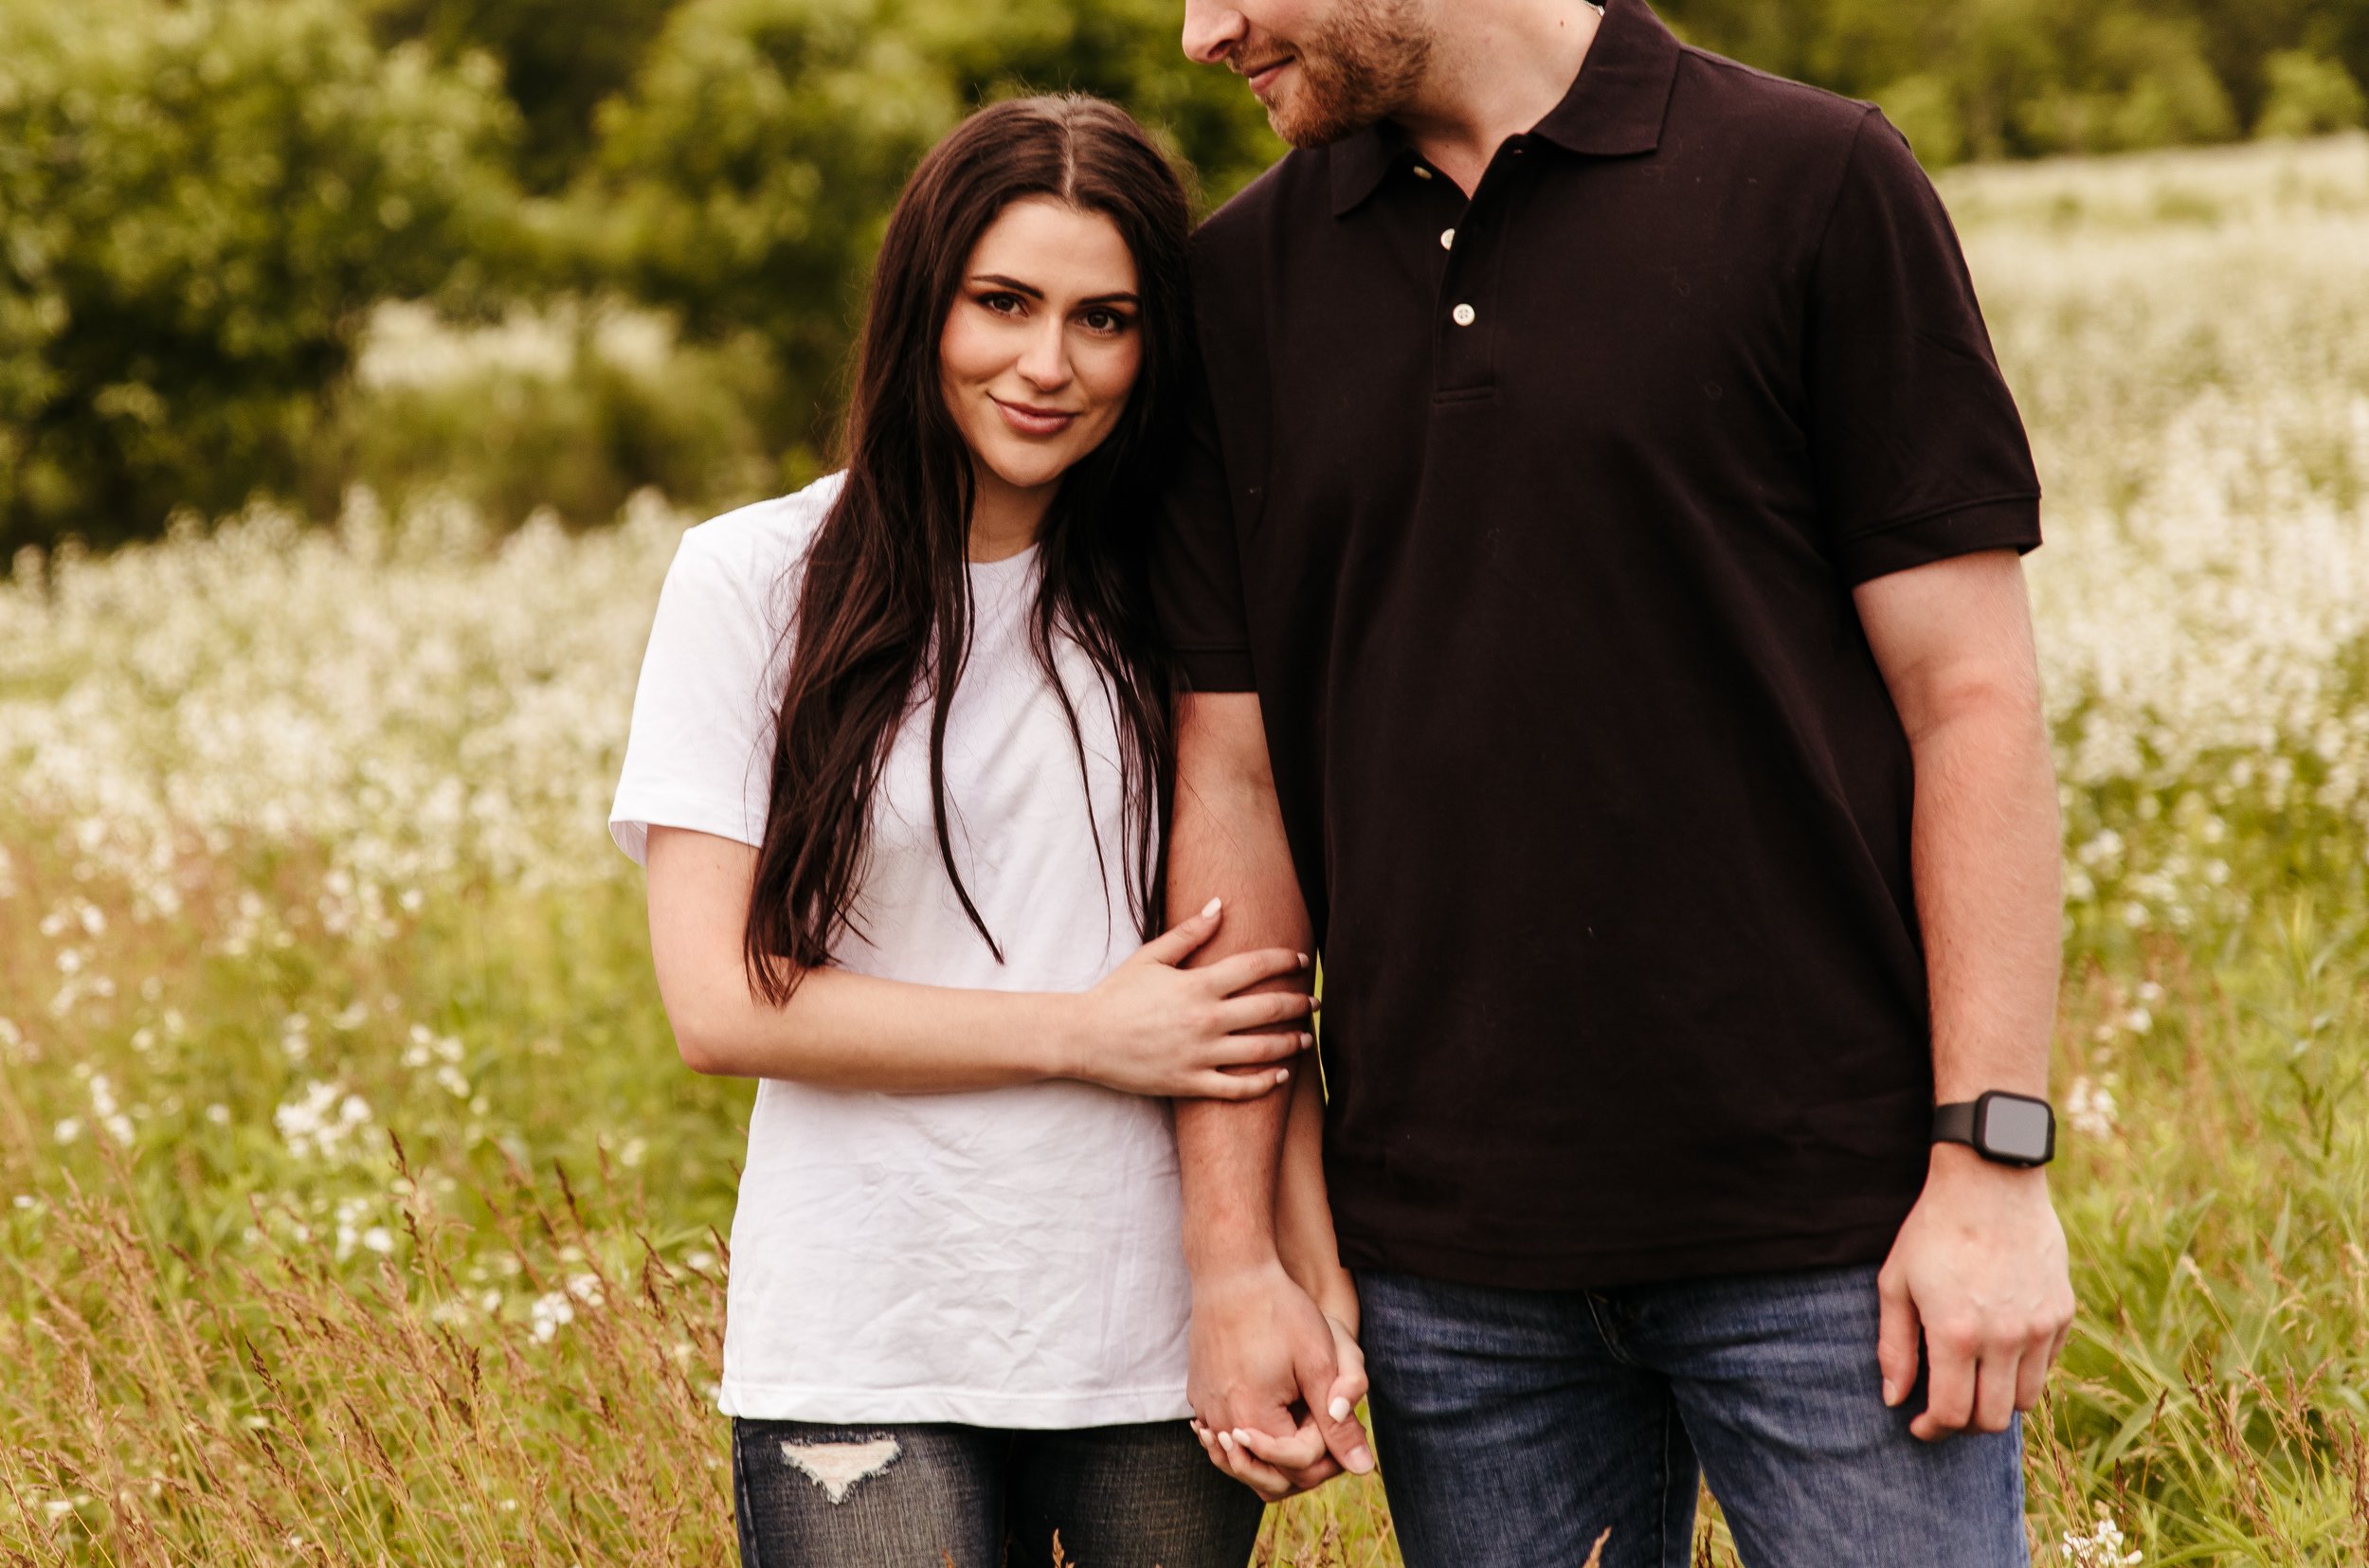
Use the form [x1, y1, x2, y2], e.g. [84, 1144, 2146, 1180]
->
[670, 962, 1084, 1090]
[647, 824, 1083, 1091]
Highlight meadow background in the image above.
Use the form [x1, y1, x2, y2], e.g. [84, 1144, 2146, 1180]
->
[5, 1, 2369, 1564]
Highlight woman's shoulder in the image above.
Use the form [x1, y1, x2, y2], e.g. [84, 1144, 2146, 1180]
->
[672, 471, 848, 589]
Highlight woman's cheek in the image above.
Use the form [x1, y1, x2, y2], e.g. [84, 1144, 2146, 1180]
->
[1086, 336, 1145, 406]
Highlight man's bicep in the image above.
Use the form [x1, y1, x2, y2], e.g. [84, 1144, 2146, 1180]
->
[1852, 549, 2042, 741]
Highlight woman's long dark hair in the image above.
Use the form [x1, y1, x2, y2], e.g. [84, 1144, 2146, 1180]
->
[743, 96, 1191, 1001]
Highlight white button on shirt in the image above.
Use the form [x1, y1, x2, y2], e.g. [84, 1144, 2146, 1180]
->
[1452, 303, 1476, 327]
[1441, 228, 1456, 250]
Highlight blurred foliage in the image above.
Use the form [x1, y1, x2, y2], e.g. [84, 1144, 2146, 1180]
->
[363, 0, 681, 193]
[570, 0, 1281, 469]
[0, 0, 518, 554]
[305, 305, 787, 530]
[1656, 0, 2364, 162]
[1, 0, 2366, 548]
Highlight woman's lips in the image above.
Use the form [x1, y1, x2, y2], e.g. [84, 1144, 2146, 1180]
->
[993, 397, 1078, 438]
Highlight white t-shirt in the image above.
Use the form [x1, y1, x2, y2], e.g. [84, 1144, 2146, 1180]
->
[609, 475, 1191, 1427]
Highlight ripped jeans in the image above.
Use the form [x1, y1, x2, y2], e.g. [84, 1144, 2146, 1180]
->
[732, 1418, 1267, 1568]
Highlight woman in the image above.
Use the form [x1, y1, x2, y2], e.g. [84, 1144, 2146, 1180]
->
[608, 97, 1306, 1567]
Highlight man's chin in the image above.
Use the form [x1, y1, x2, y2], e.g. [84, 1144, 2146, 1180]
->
[1265, 91, 1382, 149]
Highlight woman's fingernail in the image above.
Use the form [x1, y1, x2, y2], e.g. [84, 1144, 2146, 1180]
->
[1329, 1397, 1352, 1421]
[1297, 951, 1310, 967]
[1217, 1431, 1236, 1452]
[1202, 896, 1222, 917]
[1348, 1445, 1375, 1474]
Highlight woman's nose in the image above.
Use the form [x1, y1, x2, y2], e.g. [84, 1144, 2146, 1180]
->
[1017, 321, 1072, 390]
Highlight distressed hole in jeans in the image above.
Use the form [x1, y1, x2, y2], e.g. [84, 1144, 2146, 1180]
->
[780, 1436, 901, 1504]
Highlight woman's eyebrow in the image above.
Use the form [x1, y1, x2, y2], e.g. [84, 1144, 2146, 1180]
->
[970, 273, 1139, 307]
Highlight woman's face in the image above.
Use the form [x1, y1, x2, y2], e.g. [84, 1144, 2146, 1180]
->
[939, 196, 1144, 520]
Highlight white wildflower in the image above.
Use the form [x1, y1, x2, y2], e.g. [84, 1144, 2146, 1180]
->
[87, 1073, 135, 1145]
[274, 1081, 375, 1162]
[2059, 1504, 2143, 1567]
[2066, 1075, 2120, 1140]
[530, 1291, 575, 1343]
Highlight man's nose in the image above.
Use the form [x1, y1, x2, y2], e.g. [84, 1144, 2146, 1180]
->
[1182, 0, 1247, 66]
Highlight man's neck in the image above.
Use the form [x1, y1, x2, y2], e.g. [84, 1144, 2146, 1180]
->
[1392, 0, 1603, 194]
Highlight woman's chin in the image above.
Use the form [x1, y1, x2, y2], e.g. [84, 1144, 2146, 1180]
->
[977, 450, 1076, 500]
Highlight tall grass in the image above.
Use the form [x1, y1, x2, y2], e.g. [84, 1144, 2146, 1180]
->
[6, 134, 2369, 1565]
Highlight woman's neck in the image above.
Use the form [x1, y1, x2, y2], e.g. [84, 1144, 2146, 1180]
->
[967, 463, 1054, 563]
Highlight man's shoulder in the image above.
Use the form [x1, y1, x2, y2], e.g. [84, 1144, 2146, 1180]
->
[1191, 148, 1328, 264]
[1670, 43, 1881, 161]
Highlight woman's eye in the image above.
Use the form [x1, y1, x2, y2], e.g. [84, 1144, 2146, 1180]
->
[982, 292, 1024, 315]
[1081, 309, 1129, 333]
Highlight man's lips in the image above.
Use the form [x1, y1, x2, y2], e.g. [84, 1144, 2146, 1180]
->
[992, 396, 1078, 437]
[1242, 56, 1293, 97]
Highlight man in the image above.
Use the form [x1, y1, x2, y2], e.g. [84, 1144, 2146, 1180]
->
[1155, 1, 2077, 1563]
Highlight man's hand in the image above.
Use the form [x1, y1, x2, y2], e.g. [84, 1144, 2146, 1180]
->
[1876, 1144, 2075, 1441]
[1197, 1306, 1370, 1502]
[1186, 1259, 1372, 1499]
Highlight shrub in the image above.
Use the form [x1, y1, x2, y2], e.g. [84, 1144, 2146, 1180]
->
[575, 0, 1280, 466]
[0, 0, 520, 553]
[304, 300, 788, 528]
[2254, 48, 2369, 136]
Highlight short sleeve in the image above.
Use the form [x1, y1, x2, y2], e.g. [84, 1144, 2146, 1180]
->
[1804, 109, 2042, 586]
[607, 525, 785, 865]
[1151, 349, 1257, 692]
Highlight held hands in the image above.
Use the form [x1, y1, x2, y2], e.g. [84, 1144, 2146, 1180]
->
[1186, 1261, 1373, 1502]
[1068, 898, 1315, 1100]
[1877, 1144, 2076, 1441]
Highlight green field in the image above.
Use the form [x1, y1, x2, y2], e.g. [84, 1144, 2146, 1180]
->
[6, 134, 2369, 1565]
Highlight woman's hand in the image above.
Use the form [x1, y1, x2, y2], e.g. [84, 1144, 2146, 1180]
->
[1192, 1270, 1370, 1503]
[1065, 897, 1313, 1099]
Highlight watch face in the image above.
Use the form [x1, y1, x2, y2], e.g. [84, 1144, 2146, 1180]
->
[1980, 1095, 2054, 1163]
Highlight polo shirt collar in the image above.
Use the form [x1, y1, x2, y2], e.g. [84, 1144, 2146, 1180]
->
[1327, 0, 1684, 217]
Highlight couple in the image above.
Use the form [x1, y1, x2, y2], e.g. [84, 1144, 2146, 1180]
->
[609, 1, 2078, 1564]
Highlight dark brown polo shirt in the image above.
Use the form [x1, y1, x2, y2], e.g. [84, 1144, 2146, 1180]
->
[1154, 0, 2042, 1289]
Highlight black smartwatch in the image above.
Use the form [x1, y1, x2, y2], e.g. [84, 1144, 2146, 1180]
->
[1932, 1091, 2056, 1167]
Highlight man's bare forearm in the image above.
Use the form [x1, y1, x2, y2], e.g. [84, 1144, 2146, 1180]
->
[1909, 698, 2062, 1103]
[1274, 1057, 1352, 1309]
[1170, 693, 1315, 1278]
[1858, 550, 2075, 1438]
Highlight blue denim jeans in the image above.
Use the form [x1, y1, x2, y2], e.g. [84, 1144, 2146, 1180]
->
[732, 1417, 1265, 1568]
[1359, 1264, 2029, 1568]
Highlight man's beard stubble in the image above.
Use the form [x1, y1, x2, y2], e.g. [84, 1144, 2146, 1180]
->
[1263, 0, 1434, 147]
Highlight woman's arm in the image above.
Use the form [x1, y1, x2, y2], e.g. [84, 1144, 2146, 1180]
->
[645, 824, 1314, 1097]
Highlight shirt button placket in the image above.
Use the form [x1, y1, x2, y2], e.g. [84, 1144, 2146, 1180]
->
[1439, 214, 1492, 388]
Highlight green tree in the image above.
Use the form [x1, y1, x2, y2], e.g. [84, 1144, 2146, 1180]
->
[2254, 48, 2368, 135]
[364, 0, 685, 193]
[0, 0, 519, 551]
[577, 0, 1279, 470]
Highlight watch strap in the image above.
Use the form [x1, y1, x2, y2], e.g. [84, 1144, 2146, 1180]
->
[1931, 1100, 1980, 1147]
